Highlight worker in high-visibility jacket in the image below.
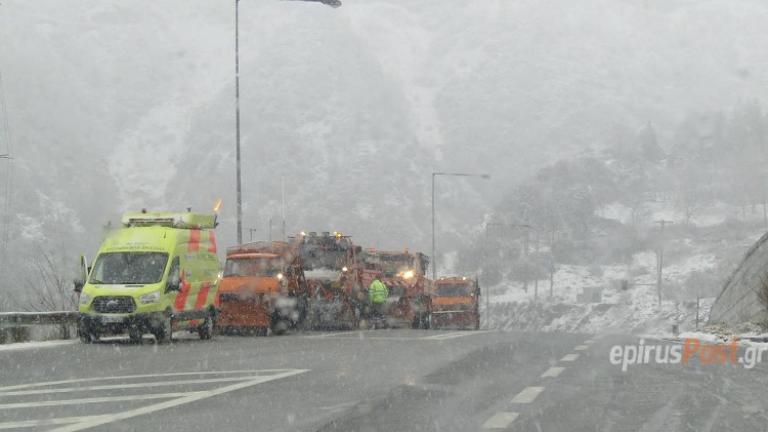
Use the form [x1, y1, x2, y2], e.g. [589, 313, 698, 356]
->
[368, 275, 389, 321]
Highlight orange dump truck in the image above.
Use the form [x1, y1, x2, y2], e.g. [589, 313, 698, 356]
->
[217, 241, 308, 335]
[361, 250, 432, 329]
[299, 231, 363, 330]
[431, 276, 480, 330]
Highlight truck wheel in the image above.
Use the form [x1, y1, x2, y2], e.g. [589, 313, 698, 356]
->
[198, 315, 214, 340]
[154, 313, 173, 344]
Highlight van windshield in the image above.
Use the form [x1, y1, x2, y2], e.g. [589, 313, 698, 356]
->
[89, 252, 169, 285]
[224, 257, 283, 277]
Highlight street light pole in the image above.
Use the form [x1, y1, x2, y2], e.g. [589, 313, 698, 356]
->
[431, 172, 490, 280]
[234, 0, 340, 246]
[235, 0, 243, 245]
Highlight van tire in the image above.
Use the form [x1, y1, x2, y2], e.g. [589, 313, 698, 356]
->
[154, 312, 173, 344]
[79, 330, 95, 344]
[129, 328, 143, 344]
[198, 315, 214, 340]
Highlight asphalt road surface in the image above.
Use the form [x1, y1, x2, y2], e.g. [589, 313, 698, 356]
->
[2, 329, 768, 431]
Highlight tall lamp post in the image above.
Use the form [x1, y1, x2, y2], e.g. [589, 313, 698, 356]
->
[431, 172, 490, 280]
[234, 0, 340, 244]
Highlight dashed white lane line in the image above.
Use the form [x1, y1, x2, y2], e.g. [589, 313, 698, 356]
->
[541, 367, 565, 378]
[0, 392, 202, 410]
[49, 369, 309, 432]
[561, 353, 580, 362]
[511, 386, 544, 404]
[482, 412, 519, 429]
[574, 345, 589, 351]
[584, 339, 594, 345]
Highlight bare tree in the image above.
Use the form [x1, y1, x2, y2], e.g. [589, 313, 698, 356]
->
[19, 248, 77, 312]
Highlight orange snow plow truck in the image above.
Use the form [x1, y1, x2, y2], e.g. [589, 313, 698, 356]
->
[361, 250, 432, 329]
[431, 276, 480, 330]
[299, 231, 364, 330]
[217, 241, 308, 335]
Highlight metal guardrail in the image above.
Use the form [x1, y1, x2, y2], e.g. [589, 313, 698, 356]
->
[0, 312, 79, 344]
[0, 311, 79, 326]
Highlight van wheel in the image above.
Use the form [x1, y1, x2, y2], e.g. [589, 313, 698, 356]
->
[79, 329, 95, 344]
[198, 315, 214, 340]
[129, 328, 143, 344]
[154, 313, 173, 344]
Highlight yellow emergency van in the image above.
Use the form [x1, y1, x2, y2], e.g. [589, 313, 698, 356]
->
[76, 211, 220, 343]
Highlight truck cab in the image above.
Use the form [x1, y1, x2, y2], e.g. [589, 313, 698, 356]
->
[77, 211, 220, 343]
[431, 276, 480, 330]
[217, 241, 308, 335]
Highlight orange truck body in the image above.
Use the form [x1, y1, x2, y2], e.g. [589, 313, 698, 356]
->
[361, 250, 432, 329]
[217, 241, 308, 335]
[431, 277, 480, 330]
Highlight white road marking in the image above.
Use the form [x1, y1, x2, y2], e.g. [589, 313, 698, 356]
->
[511, 386, 544, 404]
[0, 392, 202, 410]
[304, 331, 358, 339]
[421, 331, 491, 340]
[320, 401, 357, 413]
[0, 376, 276, 397]
[482, 412, 519, 429]
[0, 369, 291, 392]
[0, 340, 77, 352]
[584, 339, 594, 345]
[574, 345, 589, 351]
[0, 415, 103, 430]
[541, 366, 565, 378]
[561, 353, 580, 362]
[50, 369, 308, 432]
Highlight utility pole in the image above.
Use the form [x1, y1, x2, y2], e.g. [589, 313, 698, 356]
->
[248, 228, 258, 242]
[655, 219, 674, 307]
[281, 177, 286, 241]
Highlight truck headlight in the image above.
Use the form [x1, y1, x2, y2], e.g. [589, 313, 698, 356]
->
[79, 293, 91, 305]
[139, 291, 161, 304]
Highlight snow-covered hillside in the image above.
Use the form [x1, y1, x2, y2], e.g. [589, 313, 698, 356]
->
[2, 0, 768, 304]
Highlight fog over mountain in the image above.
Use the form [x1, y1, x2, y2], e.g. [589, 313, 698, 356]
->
[1, 0, 768, 299]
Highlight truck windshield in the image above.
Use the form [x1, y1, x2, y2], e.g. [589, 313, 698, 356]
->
[224, 258, 283, 277]
[435, 283, 471, 297]
[89, 252, 169, 285]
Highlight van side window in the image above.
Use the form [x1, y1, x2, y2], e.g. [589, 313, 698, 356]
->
[169, 257, 180, 281]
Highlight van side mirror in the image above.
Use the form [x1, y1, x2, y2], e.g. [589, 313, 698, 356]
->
[73, 279, 84, 293]
[166, 274, 181, 292]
